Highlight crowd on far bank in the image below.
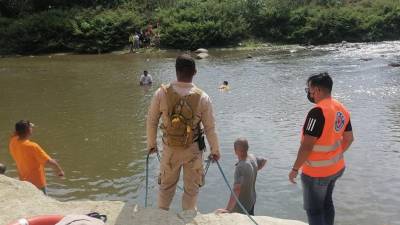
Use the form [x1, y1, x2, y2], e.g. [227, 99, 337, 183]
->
[128, 23, 160, 53]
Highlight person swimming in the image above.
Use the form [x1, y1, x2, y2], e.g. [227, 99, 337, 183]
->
[219, 81, 230, 91]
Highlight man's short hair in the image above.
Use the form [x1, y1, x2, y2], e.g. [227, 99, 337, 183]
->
[15, 120, 33, 138]
[307, 72, 333, 93]
[176, 54, 196, 75]
[234, 138, 249, 151]
[0, 163, 6, 174]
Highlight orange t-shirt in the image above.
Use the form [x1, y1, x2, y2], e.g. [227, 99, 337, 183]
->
[9, 135, 51, 188]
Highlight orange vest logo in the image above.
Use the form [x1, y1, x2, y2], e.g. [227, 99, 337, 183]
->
[335, 111, 346, 132]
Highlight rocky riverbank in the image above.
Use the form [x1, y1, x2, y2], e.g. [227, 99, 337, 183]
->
[0, 175, 307, 225]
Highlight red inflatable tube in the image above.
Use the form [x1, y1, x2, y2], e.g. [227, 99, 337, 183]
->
[7, 215, 64, 225]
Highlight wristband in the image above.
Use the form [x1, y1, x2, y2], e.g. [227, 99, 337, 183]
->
[292, 167, 299, 173]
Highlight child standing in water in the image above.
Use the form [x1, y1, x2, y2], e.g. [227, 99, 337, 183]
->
[216, 137, 267, 215]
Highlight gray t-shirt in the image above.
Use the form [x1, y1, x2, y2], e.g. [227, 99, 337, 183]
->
[232, 154, 265, 214]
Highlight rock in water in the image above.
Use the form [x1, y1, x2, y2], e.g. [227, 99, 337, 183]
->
[196, 53, 209, 59]
[360, 58, 373, 62]
[194, 48, 208, 53]
[389, 63, 400, 67]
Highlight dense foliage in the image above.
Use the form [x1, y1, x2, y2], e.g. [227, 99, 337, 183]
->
[0, 0, 399, 54]
[0, 8, 144, 54]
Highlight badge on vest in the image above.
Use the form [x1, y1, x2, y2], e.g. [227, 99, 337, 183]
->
[335, 112, 346, 132]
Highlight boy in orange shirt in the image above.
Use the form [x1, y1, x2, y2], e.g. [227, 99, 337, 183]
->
[9, 120, 64, 194]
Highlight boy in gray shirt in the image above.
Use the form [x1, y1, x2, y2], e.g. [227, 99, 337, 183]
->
[217, 137, 267, 215]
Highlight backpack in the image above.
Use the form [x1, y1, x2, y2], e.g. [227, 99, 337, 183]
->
[161, 84, 202, 148]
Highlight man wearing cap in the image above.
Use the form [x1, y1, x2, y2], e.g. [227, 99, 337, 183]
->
[9, 120, 65, 194]
[146, 54, 220, 211]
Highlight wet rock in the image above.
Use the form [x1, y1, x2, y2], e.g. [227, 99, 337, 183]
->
[196, 52, 209, 59]
[247, 54, 253, 58]
[389, 62, 400, 67]
[360, 58, 373, 61]
[194, 48, 208, 54]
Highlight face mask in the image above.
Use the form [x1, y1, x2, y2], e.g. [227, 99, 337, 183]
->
[307, 91, 315, 103]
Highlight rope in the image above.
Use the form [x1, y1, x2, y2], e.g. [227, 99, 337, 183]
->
[215, 160, 259, 225]
[145, 152, 150, 207]
[145, 153, 258, 225]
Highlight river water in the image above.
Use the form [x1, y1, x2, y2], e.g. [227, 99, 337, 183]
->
[1, 42, 399, 225]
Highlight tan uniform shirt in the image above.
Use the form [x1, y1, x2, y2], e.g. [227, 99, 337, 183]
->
[146, 81, 220, 155]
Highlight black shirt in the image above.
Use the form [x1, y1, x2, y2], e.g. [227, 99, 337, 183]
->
[303, 107, 352, 138]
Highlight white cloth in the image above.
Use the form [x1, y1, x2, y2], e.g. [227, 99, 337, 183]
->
[140, 74, 153, 85]
[55, 215, 104, 225]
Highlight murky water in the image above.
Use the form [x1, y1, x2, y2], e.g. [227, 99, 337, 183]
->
[1, 42, 400, 225]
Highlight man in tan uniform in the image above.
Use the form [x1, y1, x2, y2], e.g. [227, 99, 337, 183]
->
[146, 54, 220, 211]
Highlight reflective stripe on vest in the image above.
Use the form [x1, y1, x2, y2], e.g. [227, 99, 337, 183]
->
[306, 153, 343, 167]
[312, 140, 342, 152]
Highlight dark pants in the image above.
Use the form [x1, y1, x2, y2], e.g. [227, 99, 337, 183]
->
[301, 168, 344, 225]
[41, 186, 47, 195]
[248, 204, 255, 216]
[235, 203, 255, 216]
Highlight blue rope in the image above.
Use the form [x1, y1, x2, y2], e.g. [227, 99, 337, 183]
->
[215, 160, 259, 225]
[145, 152, 150, 207]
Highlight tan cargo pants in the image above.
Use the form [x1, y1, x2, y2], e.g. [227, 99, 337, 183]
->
[158, 143, 204, 210]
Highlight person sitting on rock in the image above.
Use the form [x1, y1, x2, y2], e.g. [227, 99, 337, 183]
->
[216, 138, 267, 215]
[218, 81, 230, 91]
[9, 120, 65, 195]
[0, 163, 6, 174]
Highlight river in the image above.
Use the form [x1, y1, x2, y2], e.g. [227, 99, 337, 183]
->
[0, 41, 399, 225]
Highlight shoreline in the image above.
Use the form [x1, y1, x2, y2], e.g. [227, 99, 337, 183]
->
[3, 39, 400, 59]
[0, 39, 363, 59]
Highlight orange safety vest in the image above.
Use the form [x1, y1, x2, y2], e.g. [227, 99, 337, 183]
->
[302, 97, 350, 178]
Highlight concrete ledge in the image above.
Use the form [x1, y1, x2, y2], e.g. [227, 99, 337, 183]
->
[0, 175, 307, 225]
